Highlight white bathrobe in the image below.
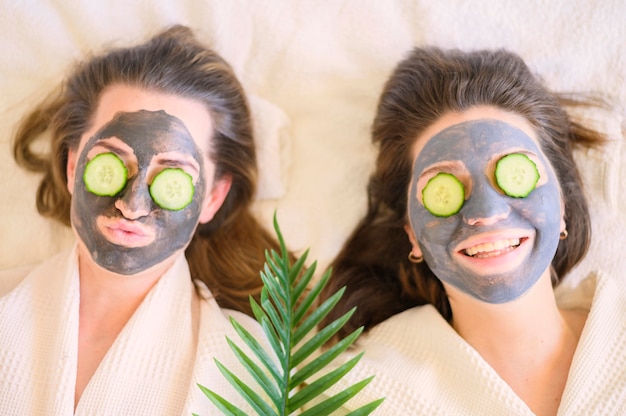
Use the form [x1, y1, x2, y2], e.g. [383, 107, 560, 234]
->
[0, 245, 269, 416]
[329, 271, 626, 415]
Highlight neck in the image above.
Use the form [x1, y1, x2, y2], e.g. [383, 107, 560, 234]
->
[73, 243, 177, 409]
[76, 242, 176, 315]
[449, 272, 565, 351]
[445, 271, 587, 415]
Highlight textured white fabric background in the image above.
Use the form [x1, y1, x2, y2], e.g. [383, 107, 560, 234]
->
[1, 0, 624, 289]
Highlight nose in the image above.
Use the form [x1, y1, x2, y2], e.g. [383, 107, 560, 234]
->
[114, 176, 151, 220]
[462, 183, 511, 226]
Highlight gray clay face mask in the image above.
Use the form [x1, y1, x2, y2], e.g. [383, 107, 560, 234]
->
[71, 110, 207, 275]
[408, 119, 561, 303]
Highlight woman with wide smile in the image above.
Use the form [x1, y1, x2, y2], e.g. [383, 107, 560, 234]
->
[319, 47, 626, 415]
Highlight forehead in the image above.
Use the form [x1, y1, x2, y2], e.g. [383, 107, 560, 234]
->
[79, 84, 213, 156]
[86, 110, 201, 159]
[411, 106, 539, 163]
[415, 119, 541, 167]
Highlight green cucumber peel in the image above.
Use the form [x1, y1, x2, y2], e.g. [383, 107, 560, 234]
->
[149, 168, 195, 211]
[422, 172, 465, 217]
[83, 152, 128, 197]
[495, 153, 539, 198]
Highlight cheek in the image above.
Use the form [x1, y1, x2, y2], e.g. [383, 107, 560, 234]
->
[516, 182, 561, 226]
[419, 217, 459, 248]
[410, 202, 458, 249]
[73, 163, 116, 207]
[159, 206, 200, 228]
[151, 204, 202, 251]
[154, 189, 204, 231]
[72, 189, 116, 227]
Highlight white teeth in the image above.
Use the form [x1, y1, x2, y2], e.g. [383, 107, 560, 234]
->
[464, 238, 520, 257]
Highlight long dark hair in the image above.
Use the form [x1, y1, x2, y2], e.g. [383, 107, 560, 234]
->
[12, 25, 281, 316]
[321, 47, 606, 340]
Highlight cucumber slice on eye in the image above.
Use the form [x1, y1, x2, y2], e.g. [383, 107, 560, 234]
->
[495, 153, 539, 198]
[149, 168, 195, 211]
[83, 152, 128, 196]
[422, 173, 465, 217]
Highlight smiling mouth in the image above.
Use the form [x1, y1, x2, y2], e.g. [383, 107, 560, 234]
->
[462, 238, 524, 258]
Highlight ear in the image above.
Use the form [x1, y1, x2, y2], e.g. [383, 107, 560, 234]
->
[66, 148, 78, 195]
[199, 175, 232, 224]
[403, 223, 423, 259]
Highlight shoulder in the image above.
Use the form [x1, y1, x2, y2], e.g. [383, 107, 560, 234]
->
[194, 283, 266, 345]
[0, 248, 77, 338]
[221, 307, 267, 342]
[0, 248, 74, 297]
[0, 264, 34, 296]
[557, 269, 626, 312]
[556, 270, 626, 414]
[356, 304, 445, 351]
[324, 305, 457, 414]
[186, 294, 269, 415]
[327, 304, 535, 415]
[222, 308, 262, 330]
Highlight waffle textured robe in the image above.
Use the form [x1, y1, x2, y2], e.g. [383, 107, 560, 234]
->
[332, 271, 626, 415]
[0, 245, 267, 415]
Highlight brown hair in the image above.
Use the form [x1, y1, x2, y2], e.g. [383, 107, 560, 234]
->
[12, 25, 280, 316]
[321, 47, 606, 340]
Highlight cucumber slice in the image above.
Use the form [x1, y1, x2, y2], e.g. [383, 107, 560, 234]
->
[495, 153, 539, 198]
[149, 168, 195, 211]
[422, 173, 465, 217]
[83, 152, 128, 196]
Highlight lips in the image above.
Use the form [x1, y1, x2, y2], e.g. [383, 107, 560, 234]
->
[451, 230, 534, 276]
[96, 216, 156, 247]
[463, 238, 522, 258]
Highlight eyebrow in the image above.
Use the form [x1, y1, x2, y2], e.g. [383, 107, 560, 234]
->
[92, 140, 133, 158]
[501, 147, 537, 156]
[418, 160, 467, 178]
[154, 157, 200, 175]
[489, 148, 540, 163]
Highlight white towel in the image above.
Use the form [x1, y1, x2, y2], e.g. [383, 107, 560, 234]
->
[0, 245, 266, 415]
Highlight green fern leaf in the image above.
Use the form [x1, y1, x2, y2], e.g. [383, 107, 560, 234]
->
[345, 399, 386, 416]
[290, 327, 363, 387]
[196, 384, 248, 416]
[198, 213, 384, 415]
[298, 376, 377, 416]
[229, 317, 283, 387]
[213, 360, 277, 415]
